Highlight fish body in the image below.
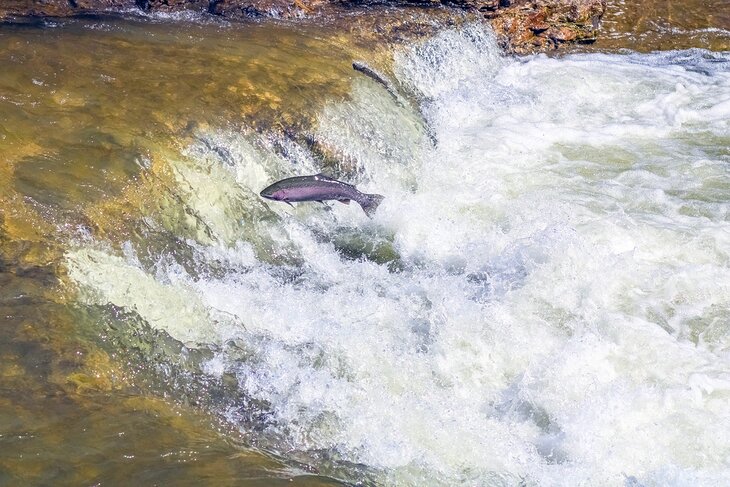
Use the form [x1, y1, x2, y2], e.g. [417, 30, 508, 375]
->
[260, 174, 384, 217]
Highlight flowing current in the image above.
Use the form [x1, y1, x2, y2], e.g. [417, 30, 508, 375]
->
[65, 25, 730, 486]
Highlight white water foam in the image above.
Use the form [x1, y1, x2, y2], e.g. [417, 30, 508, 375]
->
[67, 24, 730, 486]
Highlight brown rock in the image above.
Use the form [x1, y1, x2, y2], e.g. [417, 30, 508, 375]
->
[142, 0, 211, 12]
[548, 25, 577, 41]
[208, 0, 320, 17]
[476, 0, 500, 11]
[0, 0, 75, 19]
[0, 0, 607, 54]
[72, 0, 136, 10]
[488, 0, 606, 53]
[527, 8, 549, 31]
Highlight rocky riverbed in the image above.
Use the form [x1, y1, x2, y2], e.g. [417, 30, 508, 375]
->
[1, 0, 606, 53]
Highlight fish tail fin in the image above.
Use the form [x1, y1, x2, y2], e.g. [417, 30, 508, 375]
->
[359, 193, 384, 218]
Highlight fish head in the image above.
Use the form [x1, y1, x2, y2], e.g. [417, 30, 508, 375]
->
[260, 183, 285, 201]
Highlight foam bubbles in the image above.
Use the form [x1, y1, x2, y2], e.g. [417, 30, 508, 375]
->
[67, 24, 730, 486]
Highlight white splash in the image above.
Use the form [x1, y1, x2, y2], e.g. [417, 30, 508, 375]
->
[67, 24, 730, 486]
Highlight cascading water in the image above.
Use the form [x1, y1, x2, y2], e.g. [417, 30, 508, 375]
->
[66, 23, 730, 486]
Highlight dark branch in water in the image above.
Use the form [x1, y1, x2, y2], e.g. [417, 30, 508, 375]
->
[352, 61, 401, 103]
[352, 61, 439, 148]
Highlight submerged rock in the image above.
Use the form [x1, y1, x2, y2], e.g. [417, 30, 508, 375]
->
[0, 0, 606, 53]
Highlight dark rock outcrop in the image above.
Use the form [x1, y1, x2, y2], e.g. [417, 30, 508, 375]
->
[0, 0, 606, 53]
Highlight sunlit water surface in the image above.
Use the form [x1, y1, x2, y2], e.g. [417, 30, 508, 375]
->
[592, 0, 730, 52]
[2, 10, 730, 487]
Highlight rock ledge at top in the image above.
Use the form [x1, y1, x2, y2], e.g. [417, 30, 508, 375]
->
[0, 0, 606, 53]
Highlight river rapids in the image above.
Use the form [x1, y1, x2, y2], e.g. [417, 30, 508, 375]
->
[47, 21, 730, 487]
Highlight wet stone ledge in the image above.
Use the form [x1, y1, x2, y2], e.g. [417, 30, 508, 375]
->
[0, 0, 606, 53]
[483, 0, 607, 53]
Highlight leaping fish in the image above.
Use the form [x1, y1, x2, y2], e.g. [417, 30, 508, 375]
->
[260, 174, 384, 218]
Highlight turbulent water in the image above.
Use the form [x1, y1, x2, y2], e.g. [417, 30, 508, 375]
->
[57, 22, 730, 485]
[0, 12, 726, 486]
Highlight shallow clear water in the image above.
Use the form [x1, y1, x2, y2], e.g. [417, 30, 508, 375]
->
[593, 0, 730, 52]
[3, 9, 730, 487]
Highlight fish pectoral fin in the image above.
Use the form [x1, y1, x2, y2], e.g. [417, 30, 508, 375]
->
[339, 199, 351, 205]
[285, 201, 295, 208]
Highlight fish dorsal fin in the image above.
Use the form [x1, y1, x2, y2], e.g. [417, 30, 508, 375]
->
[314, 173, 338, 182]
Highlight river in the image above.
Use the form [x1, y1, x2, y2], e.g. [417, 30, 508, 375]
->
[1, 5, 729, 487]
